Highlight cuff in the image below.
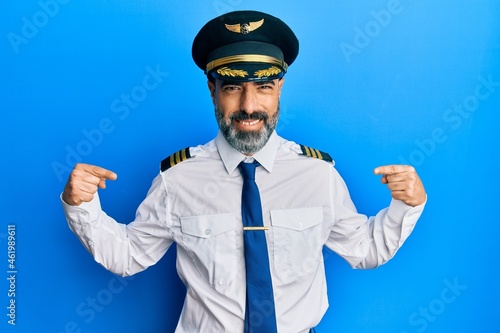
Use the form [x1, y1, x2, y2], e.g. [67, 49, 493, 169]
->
[387, 196, 427, 223]
[60, 192, 102, 224]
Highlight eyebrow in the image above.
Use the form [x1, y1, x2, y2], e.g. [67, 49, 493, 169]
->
[255, 80, 276, 86]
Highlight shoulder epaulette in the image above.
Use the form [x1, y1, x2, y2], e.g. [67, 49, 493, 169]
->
[299, 144, 333, 162]
[161, 147, 192, 172]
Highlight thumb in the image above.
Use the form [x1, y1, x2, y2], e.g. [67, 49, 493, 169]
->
[98, 178, 108, 189]
[374, 167, 389, 184]
[97, 171, 117, 189]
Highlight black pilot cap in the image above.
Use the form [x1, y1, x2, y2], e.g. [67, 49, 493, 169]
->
[192, 10, 299, 82]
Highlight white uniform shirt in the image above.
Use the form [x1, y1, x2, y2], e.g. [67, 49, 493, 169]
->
[62, 131, 425, 333]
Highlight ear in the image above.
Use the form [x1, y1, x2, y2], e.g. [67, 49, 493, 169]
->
[207, 80, 216, 105]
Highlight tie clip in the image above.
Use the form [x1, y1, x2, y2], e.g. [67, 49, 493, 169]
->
[243, 226, 269, 231]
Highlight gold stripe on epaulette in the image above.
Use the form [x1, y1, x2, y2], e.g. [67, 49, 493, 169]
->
[304, 145, 311, 157]
[299, 144, 333, 163]
[161, 147, 192, 172]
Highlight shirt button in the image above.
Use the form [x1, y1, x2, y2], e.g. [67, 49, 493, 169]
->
[204, 229, 211, 235]
[298, 223, 303, 229]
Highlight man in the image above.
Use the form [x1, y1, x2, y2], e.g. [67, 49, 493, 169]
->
[61, 10, 426, 333]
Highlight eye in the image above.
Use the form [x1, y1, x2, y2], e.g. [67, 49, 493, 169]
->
[259, 84, 274, 90]
[258, 84, 275, 92]
[222, 85, 241, 92]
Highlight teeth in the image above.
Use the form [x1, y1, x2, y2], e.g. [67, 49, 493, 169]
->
[240, 120, 260, 126]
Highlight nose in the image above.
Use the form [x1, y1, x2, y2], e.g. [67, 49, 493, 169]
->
[240, 86, 258, 114]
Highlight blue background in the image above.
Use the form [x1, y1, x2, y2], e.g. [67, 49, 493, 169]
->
[1, 0, 499, 332]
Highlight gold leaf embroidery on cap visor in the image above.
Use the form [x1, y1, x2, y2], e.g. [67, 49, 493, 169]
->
[254, 66, 282, 78]
[225, 19, 264, 34]
[216, 67, 249, 78]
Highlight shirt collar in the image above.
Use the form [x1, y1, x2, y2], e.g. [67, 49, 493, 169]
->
[215, 130, 279, 174]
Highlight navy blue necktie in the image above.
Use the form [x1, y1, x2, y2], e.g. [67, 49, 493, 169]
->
[238, 161, 278, 333]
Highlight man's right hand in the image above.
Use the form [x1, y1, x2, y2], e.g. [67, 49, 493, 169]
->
[62, 163, 117, 206]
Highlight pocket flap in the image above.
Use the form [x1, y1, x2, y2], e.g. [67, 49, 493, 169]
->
[181, 214, 235, 238]
[270, 207, 323, 231]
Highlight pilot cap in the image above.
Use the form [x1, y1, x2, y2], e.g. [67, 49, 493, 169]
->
[192, 10, 299, 82]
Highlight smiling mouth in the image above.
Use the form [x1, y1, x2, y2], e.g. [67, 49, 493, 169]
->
[237, 119, 262, 127]
[230, 110, 268, 130]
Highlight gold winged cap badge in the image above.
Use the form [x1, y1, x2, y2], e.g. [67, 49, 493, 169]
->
[225, 18, 264, 34]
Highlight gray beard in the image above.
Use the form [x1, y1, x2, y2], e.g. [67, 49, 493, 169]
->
[215, 105, 280, 155]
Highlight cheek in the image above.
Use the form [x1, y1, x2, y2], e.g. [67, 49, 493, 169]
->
[215, 96, 239, 117]
[214, 104, 233, 122]
[265, 98, 280, 115]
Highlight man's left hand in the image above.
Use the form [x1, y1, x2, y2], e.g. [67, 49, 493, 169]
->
[374, 165, 426, 207]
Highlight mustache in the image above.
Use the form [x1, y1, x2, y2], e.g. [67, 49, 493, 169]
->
[230, 110, 269, 122]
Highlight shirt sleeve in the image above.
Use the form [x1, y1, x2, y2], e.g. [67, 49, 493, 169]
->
[325, 167, 426, 269]
[61, 173, 174, 277]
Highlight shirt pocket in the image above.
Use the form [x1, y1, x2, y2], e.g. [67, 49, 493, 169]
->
[270, 207, 324, 281]
[180, 214, 237, 289]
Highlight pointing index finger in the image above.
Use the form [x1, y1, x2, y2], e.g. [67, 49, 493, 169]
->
[77, 163, 118, 180]
[374, 165, 415, 175]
